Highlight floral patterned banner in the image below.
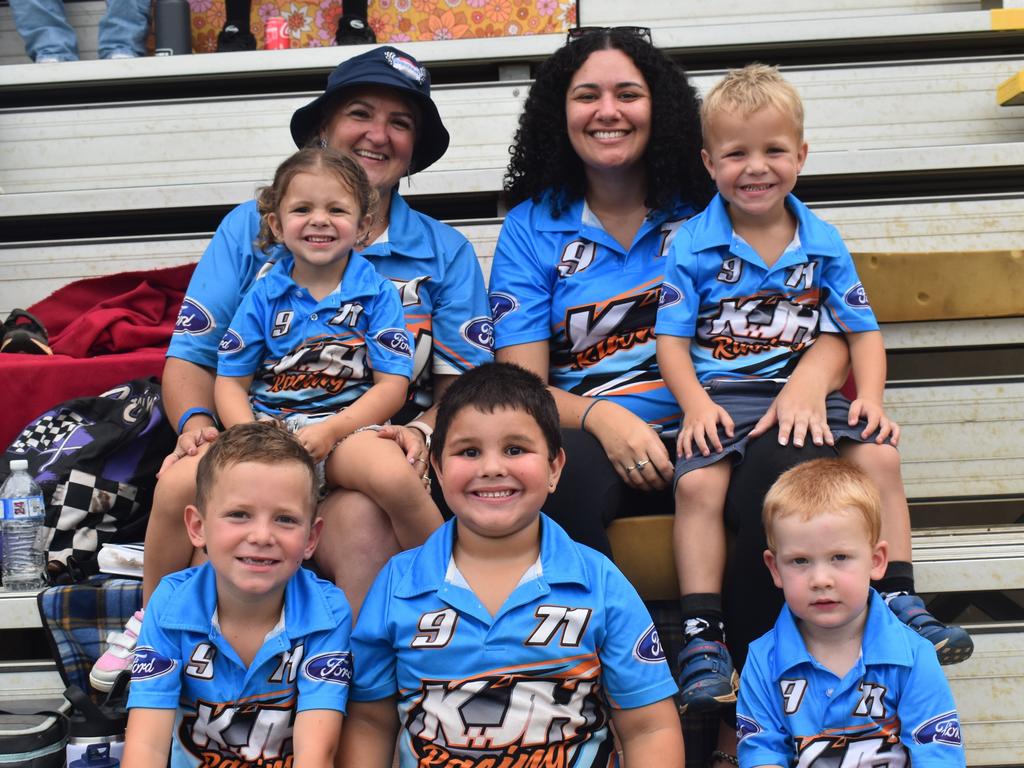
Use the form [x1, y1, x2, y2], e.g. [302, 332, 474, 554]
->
[189, 0, 576, 53]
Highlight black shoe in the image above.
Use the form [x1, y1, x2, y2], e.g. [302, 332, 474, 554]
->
[335, 15, 376, 45]
[217, 23, 257, 52]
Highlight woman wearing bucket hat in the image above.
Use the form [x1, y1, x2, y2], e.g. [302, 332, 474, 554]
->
[89, 46, 491, 691]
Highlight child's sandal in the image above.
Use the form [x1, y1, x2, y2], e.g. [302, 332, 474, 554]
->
[0, 309, 52, 355]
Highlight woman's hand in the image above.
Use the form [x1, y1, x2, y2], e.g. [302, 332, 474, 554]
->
[158, 426, 220, 477]
[374, 424, 428, 464]
[586, 400, 673, 491]
[678, 399, 734, 460]
[295, 422, 338, 463]
[848, 398, 900, 445]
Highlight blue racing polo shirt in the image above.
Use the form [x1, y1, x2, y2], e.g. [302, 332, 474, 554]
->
[489, 192, 698, 429]
[171, 191, 492, 421]
[350, 514, 678, 767]
[127, 563, 352, 768]
[656, 193, 878, 384]
[217, 252, 413, 417]
[738, 589, 965, 766]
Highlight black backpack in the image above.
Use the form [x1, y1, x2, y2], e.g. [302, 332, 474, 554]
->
[1, 378, 177, 580]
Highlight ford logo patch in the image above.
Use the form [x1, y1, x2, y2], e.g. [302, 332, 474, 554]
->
[659, 283, 682, 308]
[633, 624, 665, 663]
[462, 316, 494, 352]
[174, 298, 215, 335]
[736, 715, 762, 742]
[303, 652, 352, 685]
[218, 330, 244, 354]
[131, 647, 176, 681]
[844, 282, 871, 308]
[489, 292, 518, 323]
[913, 711, 961, 746]
[376, 329, 412, 358]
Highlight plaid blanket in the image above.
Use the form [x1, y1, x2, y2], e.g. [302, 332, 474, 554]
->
[37, 577, 142, 694]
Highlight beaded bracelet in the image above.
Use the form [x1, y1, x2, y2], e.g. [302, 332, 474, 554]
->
[710, 750, 739, 766]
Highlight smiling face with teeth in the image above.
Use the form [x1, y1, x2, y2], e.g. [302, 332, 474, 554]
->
[565, 48, 652, 181]
[433, 405, 565, 549]
[268, 168, 372, 288]
[184, 459, 322, 607]
[322, 86, 419, 197]
[701, 105, 808, 228]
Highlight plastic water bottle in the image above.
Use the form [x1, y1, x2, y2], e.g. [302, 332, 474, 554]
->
[1, 459, 47, 590]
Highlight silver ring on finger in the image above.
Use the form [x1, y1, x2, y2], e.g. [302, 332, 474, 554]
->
[625, 464, 638, 472]
[635, 458, 650, 470]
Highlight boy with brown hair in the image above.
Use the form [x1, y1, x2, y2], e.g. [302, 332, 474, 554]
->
[124, 422, 351, 767]
[738, 458, 965, 766]
[340, 363, 684, 767]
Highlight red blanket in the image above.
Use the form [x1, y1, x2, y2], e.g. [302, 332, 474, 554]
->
[0, 263, 196, 448]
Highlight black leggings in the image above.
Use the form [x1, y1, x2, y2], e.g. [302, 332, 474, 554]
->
[542, 426, 837, 668]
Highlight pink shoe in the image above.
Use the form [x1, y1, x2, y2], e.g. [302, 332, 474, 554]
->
[90, 609, 144, 692]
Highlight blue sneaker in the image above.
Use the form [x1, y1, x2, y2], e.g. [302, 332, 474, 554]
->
[676, 636, 738, 713]
[885, 593, 974, 665]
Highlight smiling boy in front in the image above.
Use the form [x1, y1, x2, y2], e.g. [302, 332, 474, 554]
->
[123, 422, 352, 767]
[339, 362, 683, 767]
[737, 458, 965, 766]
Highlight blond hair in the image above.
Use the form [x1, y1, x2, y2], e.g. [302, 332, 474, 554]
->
[701, 63, 804, 142]
[762, 458, 881, 551]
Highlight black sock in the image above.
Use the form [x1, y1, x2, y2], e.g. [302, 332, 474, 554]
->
[680, 593, 725, 643]
[873, 560, 915, 596]
[224, 0, 251, 29]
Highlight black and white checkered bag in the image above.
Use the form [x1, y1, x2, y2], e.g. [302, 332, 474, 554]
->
[1, 378, 176, 578]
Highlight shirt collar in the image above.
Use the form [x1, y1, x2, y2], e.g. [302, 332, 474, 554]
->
[262, 252, 379, 306]
[772, 588, 915, 677]
[394, 513, 590, 599]
[156, 562, 340, 640]
[360, 189, 433, 261]
[689, 193, 840, 259]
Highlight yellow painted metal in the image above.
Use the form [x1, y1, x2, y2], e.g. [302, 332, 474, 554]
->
[991, 8, 1024, 31]
[852, 250, 1024, 323]
[997, 70, 1024, 106]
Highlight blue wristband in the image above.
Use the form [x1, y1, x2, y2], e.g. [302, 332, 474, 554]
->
[177, 407, 218, 435]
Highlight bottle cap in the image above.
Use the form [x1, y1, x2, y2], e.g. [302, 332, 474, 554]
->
[9, 459, 28, 471]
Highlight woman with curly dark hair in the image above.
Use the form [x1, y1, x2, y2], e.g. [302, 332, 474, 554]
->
[489, 28, 850, 765]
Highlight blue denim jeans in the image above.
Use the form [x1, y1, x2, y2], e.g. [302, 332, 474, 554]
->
[10, 0, 150, 61]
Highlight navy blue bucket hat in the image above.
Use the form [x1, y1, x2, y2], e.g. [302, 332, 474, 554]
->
[290, 46, 450, 173]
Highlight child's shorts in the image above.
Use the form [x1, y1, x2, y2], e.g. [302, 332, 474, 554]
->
[672, 379, 896, 486]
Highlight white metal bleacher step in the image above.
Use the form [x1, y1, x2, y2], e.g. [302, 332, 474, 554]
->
[2, 56, 1023, 217]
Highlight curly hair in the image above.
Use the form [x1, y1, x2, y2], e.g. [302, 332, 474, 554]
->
[255, 147, 379, 253]
[504, 29, 712, 216]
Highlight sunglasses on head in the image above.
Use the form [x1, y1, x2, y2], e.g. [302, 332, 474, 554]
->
[566, 25, 653, 45]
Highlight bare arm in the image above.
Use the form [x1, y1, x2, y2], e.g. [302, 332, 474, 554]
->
[213, 374, 256, 429]
[336, 698, 399, 768]
[657, 334, 735, 458]
[610, 699, 685, 766]
[122, 708, 175, 768]
[846, 329, 899, 444]
[293, 709, 343, 768]
[159, 357, 222, 472]
[497, 341, 672, 490]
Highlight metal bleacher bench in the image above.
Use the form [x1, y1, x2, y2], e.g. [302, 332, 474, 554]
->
[1, 0, 1023, 760]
